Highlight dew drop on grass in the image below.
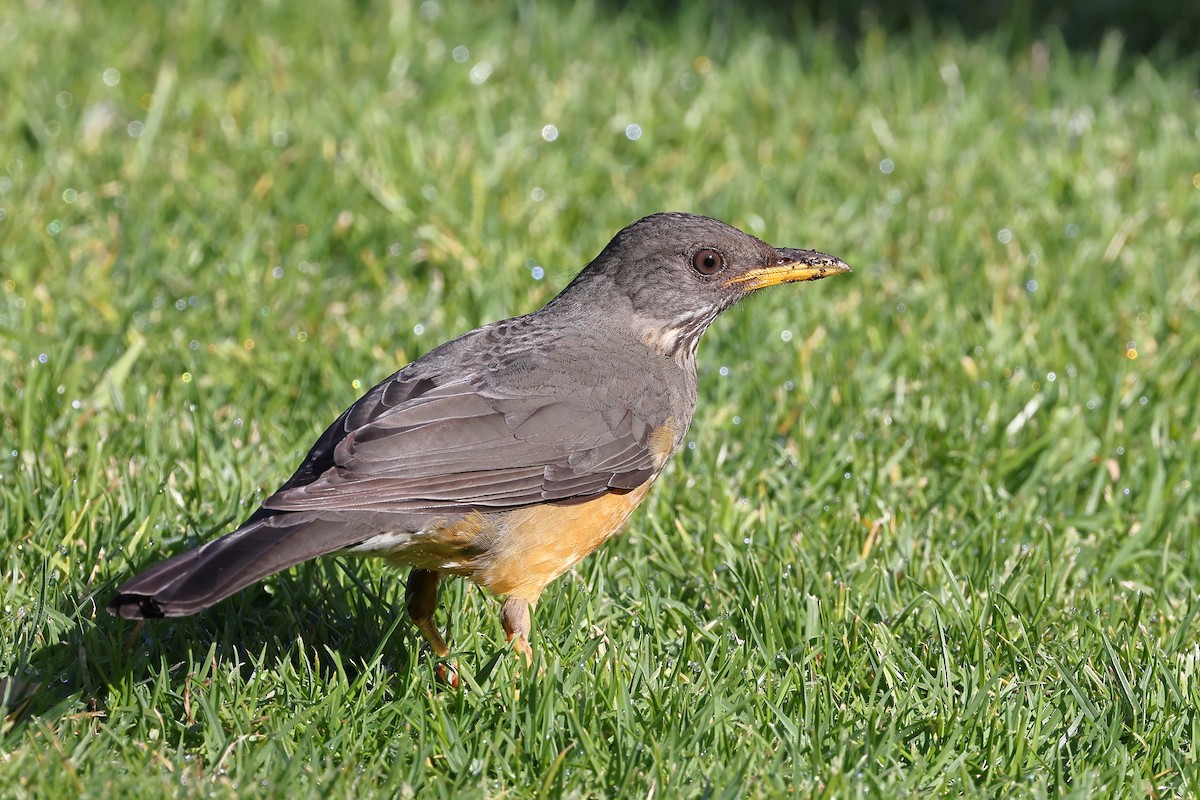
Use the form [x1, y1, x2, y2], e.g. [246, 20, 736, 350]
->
[469, 62, 491, 84]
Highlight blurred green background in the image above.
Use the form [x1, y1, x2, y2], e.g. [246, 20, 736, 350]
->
[1, 1, 1198, 797]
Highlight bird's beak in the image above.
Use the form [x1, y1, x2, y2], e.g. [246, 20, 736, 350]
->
[724, 248, 852, 291]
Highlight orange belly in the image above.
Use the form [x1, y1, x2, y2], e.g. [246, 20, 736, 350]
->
[383, 419, 678, 600]
[388, 481, 653, 601]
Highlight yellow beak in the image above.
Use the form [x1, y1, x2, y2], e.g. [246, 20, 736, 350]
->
[724, 247, 851, 291]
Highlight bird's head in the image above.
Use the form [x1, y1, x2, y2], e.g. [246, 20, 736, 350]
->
[557, 212, 851, 359]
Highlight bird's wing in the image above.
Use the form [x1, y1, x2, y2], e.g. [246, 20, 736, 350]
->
[262, 375, 669, 514]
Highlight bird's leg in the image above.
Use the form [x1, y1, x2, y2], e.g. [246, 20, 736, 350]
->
[500, 596, 534, 666]
[405, 568, 457, 687]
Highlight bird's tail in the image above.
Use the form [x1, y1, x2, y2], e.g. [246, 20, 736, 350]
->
[106, 511, 374, 619]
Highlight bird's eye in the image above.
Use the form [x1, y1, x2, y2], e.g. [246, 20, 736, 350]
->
[691, 248, 724, 276]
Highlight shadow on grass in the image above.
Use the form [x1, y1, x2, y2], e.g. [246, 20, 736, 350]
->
[610, 0, 1200, 58]
[2, 561, 423, 730]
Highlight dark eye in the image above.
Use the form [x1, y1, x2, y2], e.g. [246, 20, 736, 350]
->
[691, 248, 723, 275]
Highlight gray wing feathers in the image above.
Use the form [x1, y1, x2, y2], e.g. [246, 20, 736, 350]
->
[263, 378, 663, 513]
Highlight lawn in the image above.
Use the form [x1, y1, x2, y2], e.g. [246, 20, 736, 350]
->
[2, 1, 1198, 797]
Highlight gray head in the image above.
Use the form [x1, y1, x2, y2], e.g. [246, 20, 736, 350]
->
[552, 212, 850, 358]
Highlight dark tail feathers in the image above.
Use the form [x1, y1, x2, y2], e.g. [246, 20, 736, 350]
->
[107, 511, 373, 619]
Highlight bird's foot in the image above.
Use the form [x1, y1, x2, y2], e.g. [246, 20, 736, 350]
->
[434, 659, 460, 689]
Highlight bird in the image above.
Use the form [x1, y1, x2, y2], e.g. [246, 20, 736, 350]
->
[108, 212, 851, 684]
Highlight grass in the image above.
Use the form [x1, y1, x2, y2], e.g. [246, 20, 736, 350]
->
[2, 0, 1199, 797]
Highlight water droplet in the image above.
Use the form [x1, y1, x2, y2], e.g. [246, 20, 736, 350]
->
[530, 187, 545, 202]
[998, 228, 1013, 244]
[469, 62, 491, 84]
[540, 124, 558, 142]
[879, 158, 895, 174]
[102, 68, 120, 86]
[127, 120, 144, 138]
[37, 353, 48, 364]
[624, 123, 642, 140]
[452, 45, 469, 63]
[780, 330, 792, 342]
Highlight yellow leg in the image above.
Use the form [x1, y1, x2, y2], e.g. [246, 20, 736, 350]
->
[501, 597, 534, 666]
[405, 568, 458, 687]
